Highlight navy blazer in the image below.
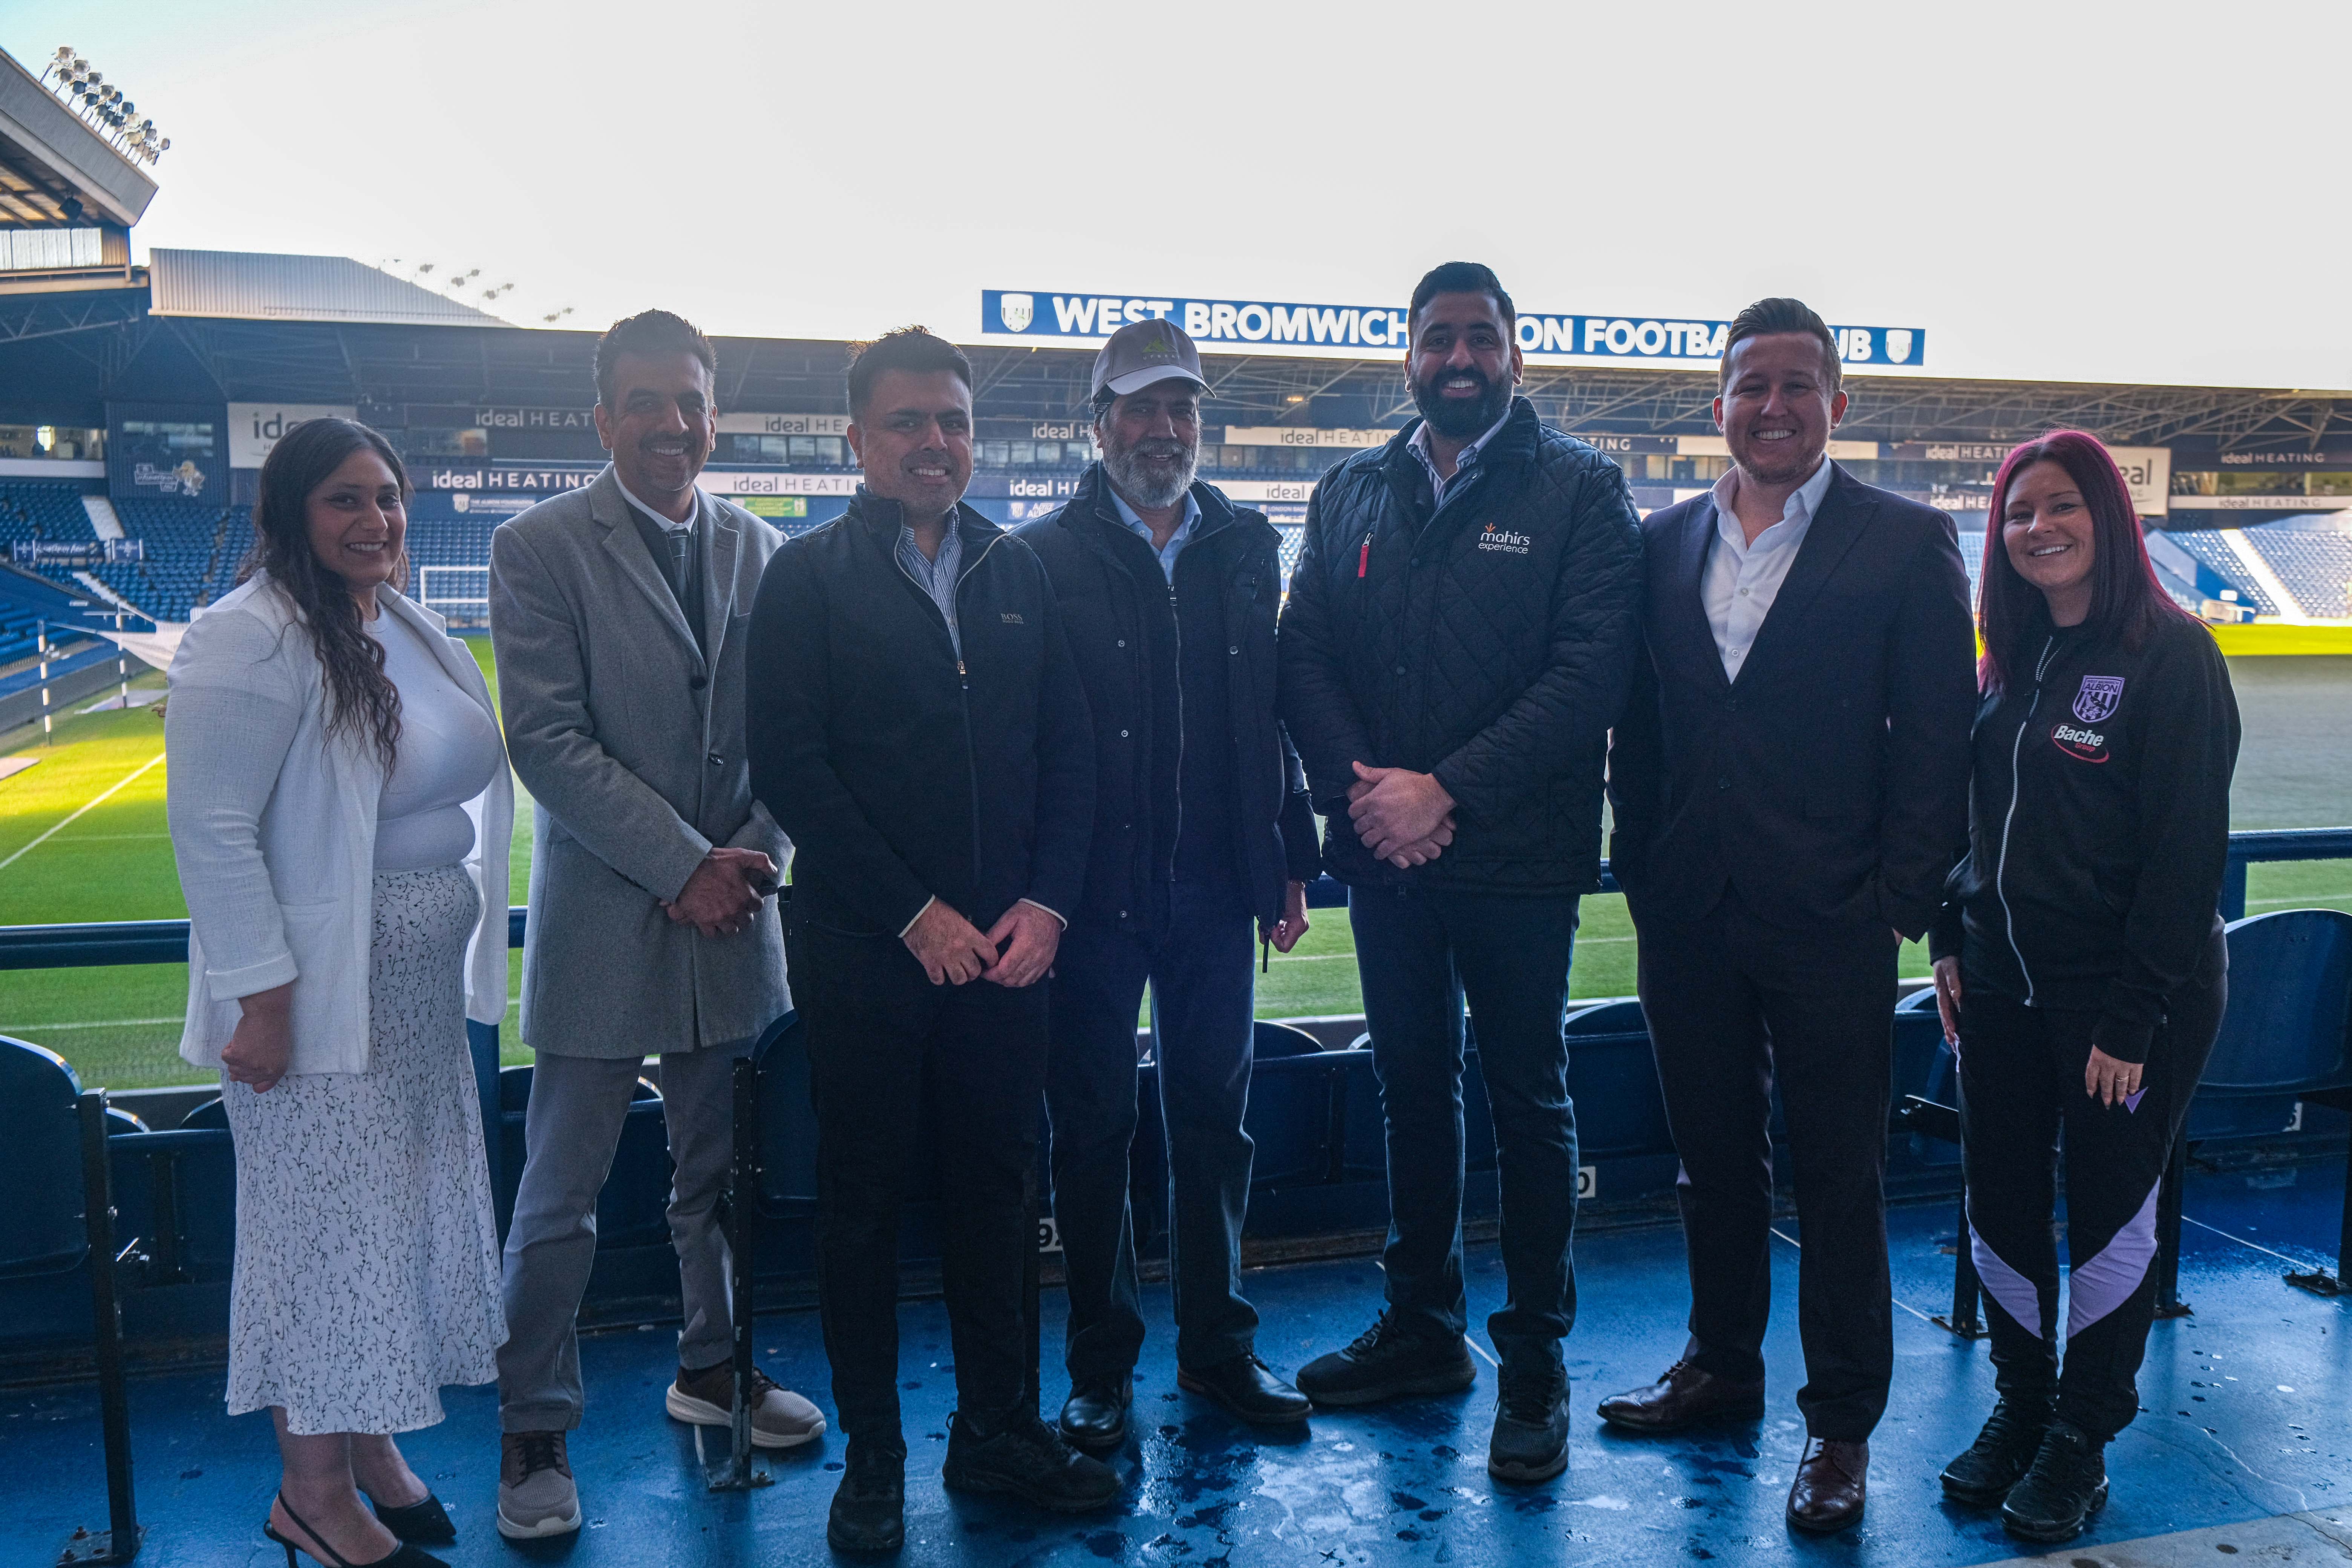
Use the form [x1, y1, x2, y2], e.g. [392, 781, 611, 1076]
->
[1605, 462, 1976, 937]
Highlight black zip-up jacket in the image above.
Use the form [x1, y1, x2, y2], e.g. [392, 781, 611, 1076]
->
[1017, 466, 1321, 932]
[1928, 611, 2240, 1062]
[745, 491, 1095, 939]
[1277, 397, 1646, 893]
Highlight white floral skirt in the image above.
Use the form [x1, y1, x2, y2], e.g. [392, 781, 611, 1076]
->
[221, 865, 507, 1435]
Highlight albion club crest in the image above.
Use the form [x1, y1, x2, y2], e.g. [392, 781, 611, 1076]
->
[2073, 675, 2125, 724]
[998, 293, 1034, 332]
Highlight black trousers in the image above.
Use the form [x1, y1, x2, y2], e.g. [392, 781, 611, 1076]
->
[789, 919, 1050, 1450]
[1635, 892, 1899, 1440]
[1348, 885, 1582, 1361]
[1047, 879, 1260, 1384]
[1957, 956, 2225, 1441]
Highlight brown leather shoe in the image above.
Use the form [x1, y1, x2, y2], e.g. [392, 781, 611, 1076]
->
[1594, 1359, 1766, 1433]
[1787, 1437, 1868, 1533]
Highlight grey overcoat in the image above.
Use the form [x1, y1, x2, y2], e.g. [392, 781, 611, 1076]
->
[489, 467, 790, 1058]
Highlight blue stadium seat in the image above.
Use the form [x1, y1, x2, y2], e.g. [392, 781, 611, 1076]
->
[2194, 910, 2352, 1283]
[0, 1037, 87, 1281]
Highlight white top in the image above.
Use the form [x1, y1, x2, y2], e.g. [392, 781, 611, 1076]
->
[1701, 455, 1834, 680]
[370, 609, 505, 871]
[166, 575, 513, 1075]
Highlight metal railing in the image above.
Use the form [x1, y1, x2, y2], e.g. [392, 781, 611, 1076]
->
[6, 832, 2346, 974]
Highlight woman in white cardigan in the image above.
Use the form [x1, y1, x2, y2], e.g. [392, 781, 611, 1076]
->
[167, 418, 513, 1568]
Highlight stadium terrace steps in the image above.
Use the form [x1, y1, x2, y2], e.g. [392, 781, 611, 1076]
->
[2240, 528, 2352, 620]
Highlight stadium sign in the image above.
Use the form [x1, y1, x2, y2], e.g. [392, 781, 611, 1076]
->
[982, 290, 1925, 368]
[10, 539, 144, 565]
[420, 464, 601, 493]
[717, 413, 850, 436]
[228, 403, 357, 469]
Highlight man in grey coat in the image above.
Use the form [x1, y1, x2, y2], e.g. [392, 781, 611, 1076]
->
[487, 309, 820, 1540]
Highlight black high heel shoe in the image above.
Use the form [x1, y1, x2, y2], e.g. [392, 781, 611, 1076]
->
[262, 1491, 449, 1568]
[369, 1491, 456, 1545]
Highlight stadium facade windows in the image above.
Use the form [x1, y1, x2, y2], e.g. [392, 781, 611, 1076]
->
[0, 424, 103, 461]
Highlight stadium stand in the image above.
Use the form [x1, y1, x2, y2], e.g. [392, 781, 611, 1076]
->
[0, 479, 93, 549]
[2162, 528, 2281, 616]
[101, 497, 242, 621]
[2241, 520, 2352, 620]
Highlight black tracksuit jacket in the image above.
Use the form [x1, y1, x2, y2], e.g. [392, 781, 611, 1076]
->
[1929, 609, 2240, 1062]
[1016, 466, 1321, 933]
[1276, 397, 1646, 894]
[745, 492, 1095, 938]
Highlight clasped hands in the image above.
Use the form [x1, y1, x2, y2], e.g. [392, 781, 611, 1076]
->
[903, 897, 1060, 988]
[1347, 760, 1456, 868]
[663, 847, 777, 937]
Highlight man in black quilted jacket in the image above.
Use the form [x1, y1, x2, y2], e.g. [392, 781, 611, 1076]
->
[1276, 261, 1645, 1483]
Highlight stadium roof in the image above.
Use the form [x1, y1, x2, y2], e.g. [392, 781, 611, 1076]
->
[0, 47, 156, 228]
[147, 249, 506, 328]
[4, 261, 2352, 456]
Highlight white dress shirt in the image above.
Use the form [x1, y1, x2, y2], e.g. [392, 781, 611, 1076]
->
[1702, 455, 1834, 680]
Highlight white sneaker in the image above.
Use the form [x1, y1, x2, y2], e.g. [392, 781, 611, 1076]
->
[667, 1362, 827, 1450]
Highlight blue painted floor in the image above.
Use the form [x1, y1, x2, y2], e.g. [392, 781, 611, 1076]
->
[10, 1157, 2349, 1566]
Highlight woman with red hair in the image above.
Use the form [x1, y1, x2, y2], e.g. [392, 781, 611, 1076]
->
[1927, 431, 2239, 1542]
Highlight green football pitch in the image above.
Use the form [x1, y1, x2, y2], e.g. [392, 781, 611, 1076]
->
[2, 639, 2347, 1092]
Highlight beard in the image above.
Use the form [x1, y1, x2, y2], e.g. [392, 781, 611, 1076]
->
[1104, 433, 1197, 510]
[1410, 365, 1512, 439]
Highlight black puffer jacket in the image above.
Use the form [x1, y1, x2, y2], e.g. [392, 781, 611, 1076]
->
[1277, 397, 1646, 893]
[745, 492, 1095, 938]
[1018, 466, 1320, 932]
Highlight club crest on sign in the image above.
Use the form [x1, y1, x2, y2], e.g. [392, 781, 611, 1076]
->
[999, 294, 1034, 332]
[1884, 328, 1914, 364]
[2073, 675, 2124, 723]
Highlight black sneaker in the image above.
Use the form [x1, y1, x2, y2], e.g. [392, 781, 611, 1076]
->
[1488, 1358, 1571, 1483]
[827, 1441, 906, 1555]
[941, 1411, 1121, 1513]
[2000, 1420, 2109, 1543]
[1295, 1312, 1478, 1407]
[1940, 1397, 2053, 1505]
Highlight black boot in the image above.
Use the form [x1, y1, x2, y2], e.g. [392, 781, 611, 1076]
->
[1939, 1397, 2053, 1505]
[1294, 1312, 1477, 1407]
[827, 1441, 906, 1555]
[1057, 1378, 1133, 1454]
[2000, 1420, 2109, 1543]
[942, 1410, 1121, 1513]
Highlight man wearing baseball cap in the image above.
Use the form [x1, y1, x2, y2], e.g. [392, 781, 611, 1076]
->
[1018, 319, 1323, 1451]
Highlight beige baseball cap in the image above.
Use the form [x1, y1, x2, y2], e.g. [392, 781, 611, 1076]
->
[1092, 318, 1207, 400]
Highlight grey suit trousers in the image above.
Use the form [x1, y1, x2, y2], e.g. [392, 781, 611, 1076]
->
[496, 1041, 747, 1433]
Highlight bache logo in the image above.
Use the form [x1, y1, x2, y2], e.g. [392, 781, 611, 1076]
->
[1477, 522, 1531, 555]
[2051, 722, 2110, 763]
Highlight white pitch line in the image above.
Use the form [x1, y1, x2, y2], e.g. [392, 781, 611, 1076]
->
[3, 1016, 183, 1031]
[0, 750, 166, 873]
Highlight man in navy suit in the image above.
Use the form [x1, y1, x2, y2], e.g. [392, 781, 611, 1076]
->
[1601, 298, 1975, 1533]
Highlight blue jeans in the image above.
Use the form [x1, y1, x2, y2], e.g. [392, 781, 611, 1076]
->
[1046, 879, 1260, 1382]
[1349, 884, 1582, 1363]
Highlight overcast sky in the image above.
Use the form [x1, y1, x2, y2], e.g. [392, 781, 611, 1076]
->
[8, 0, 2348, 391]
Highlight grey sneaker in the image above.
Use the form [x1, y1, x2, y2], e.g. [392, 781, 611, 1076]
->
[668, 1360, 827, 1450]
[497, 1429, 581, 1540]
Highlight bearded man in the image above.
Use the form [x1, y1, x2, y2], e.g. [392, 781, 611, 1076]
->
[1017, 320, 1325, 1455]
[1275, 262, 1645, 1484]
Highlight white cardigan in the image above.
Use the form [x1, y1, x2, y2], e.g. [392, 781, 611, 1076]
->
[166, 575, 513, 1075]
